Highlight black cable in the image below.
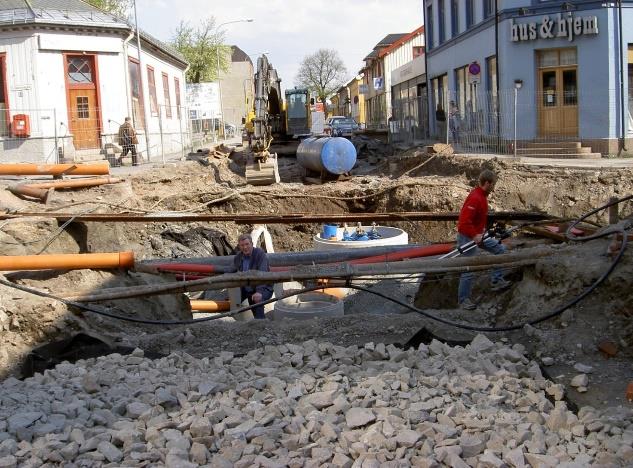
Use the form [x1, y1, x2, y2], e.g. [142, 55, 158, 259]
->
[0, 278, 330, 326]
[0, 199, 629, 332]
[565, 194, 633, 241]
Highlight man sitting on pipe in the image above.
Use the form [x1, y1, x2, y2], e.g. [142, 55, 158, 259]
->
[234, 233, 273, 319]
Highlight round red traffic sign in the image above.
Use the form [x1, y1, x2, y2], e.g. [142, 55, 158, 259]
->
[468, 62, 480, 75]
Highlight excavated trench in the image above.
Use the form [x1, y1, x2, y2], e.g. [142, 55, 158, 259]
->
[1, 156, 633, 410]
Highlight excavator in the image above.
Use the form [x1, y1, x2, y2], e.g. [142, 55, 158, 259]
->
[243, 55, 283, 185]
[243, 55, 311, 185]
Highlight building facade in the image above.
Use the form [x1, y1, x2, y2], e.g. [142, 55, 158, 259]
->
[390, 53, 427, 143]
[218, 46, 254, 130]
[424, 0, 633, 156]
[0, 0, 188, 163]
[361, 29, 425, 130]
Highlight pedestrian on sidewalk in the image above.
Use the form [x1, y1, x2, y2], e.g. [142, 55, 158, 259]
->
[233, 233, 273, 319]
[117, 117, 139, 166]
[456, 169, 511, 310]
[435, 104, 446, 141]
[449, 100, 460, 143]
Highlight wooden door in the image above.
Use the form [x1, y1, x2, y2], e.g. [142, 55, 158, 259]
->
[538, 67, 578, 137]
[69, 89, 99, 149]
[66, 54, 100, 150]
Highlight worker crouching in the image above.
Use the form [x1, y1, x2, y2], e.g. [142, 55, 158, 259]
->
[234, 233, 273, 319]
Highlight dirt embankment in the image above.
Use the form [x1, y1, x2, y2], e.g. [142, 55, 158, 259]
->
[0, 153, 632, 411]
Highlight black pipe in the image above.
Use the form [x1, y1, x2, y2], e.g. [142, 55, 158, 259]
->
[618, 0, 628, 153]
[423, 3, 431, 139]
[495, 0, 501, 152]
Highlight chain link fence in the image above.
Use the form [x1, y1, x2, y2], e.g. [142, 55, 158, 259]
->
[389, 89, 632, 157]
[0, 104, 234, 164]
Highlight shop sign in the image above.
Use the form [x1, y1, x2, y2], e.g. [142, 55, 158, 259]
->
[373, 77, 384, 91]
[511, 13, 599, 43]
[359, 84, 369, 94]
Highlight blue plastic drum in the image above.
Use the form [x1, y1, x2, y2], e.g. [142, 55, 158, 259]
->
[297, 137, 357, 175]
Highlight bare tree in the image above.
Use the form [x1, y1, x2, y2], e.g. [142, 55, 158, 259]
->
[172, 17, 231, 83]
[85, 0, 131, 18]
[296, 49, 348, 114]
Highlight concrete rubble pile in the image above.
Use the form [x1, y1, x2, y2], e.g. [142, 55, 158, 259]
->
[0, 335, 632, 467]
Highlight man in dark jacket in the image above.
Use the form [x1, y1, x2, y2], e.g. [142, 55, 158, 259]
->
[456, 169, 510, 310]
[117, 117, 139, 166]
[233, 233, 273, 319]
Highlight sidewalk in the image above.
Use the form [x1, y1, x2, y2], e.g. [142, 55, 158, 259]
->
[461, 153, 633, 169]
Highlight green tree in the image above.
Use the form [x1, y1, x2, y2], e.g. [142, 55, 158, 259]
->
[296, 49, 348, 114]
[172, 18, 231, 83]
[85, 0, 131, 18]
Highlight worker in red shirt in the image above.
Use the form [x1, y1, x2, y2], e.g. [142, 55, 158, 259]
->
[457, 169, 511, 310]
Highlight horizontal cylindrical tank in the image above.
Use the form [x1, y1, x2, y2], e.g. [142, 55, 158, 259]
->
[297, 137, 356, 175]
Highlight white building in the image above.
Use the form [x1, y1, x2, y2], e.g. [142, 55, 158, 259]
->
[0, 0, 189, 163]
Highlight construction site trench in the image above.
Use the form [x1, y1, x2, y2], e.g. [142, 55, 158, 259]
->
[1, 145, 633, 467]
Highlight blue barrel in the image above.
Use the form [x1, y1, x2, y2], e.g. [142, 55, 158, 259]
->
[297, 137, 357, 175]
[322, 224, 338, 239]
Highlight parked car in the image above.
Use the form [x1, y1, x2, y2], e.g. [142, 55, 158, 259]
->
[324, 116, 360, 137]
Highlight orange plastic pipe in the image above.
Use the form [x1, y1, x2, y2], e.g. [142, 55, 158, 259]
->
[26, 177, 122, 190]
[0, 252, 134, 271]
[8, 177, 122, 202]
[189, 300, 231, 312]
[0, 162, 110, 176]
[7, 184, 50, 201]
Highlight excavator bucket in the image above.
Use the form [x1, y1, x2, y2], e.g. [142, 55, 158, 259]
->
[245, 154, 280, 185]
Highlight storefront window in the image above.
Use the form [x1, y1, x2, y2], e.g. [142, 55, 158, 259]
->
[542, 71, 557, 107]
[560, 48, 577, 66]
[0, 55, 8, 136]
[563, 69, 577, 105]
[539, 50, 559, 68]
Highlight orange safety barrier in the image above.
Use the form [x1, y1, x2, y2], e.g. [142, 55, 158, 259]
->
[0, 252, 134, 271]
[0, 162, 110, 176]
[189, 300, 231, 312]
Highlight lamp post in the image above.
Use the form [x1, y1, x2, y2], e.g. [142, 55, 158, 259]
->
[133, 0, 152, 162]
[216, 19, 254, 141]
[513, 79, 523, 158]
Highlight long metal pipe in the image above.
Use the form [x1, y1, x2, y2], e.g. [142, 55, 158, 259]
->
[0, 211, 550, 224]
[141, 244, 426, 269]
[0, 162, 110, 176]
[149, 243, 455, 275]
[0, 252, 134, 271]
[64, 246, 551, 302]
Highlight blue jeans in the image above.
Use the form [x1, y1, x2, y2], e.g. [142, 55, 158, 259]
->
[241, 288, 273, 319]
[457, 233, 506, 304]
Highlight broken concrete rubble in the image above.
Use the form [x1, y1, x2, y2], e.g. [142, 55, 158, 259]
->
[0, 337, 631, 466]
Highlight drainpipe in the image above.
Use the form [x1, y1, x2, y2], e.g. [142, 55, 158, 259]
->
[618, 0, 627, 153]
[133, 0, 151, 161]
[122, 30, 134, 120]
[494, 0, 501, 151]
[422, 2, 430, 139]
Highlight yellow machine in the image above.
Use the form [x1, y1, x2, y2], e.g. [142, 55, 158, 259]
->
[243, 55, 283, 185]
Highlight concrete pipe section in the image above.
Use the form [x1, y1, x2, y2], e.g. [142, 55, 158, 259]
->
[273, 291, 344, 320]
[313, 225, 409, 250]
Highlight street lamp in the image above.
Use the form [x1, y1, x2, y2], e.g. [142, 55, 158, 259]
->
[513, 79, 523, 158]
[216, 19, 254, 141]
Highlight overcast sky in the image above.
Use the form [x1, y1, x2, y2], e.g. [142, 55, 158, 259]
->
[136, 0, 423, 91]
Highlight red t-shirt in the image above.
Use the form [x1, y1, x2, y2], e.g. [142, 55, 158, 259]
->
[457, 186, 488, 238]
